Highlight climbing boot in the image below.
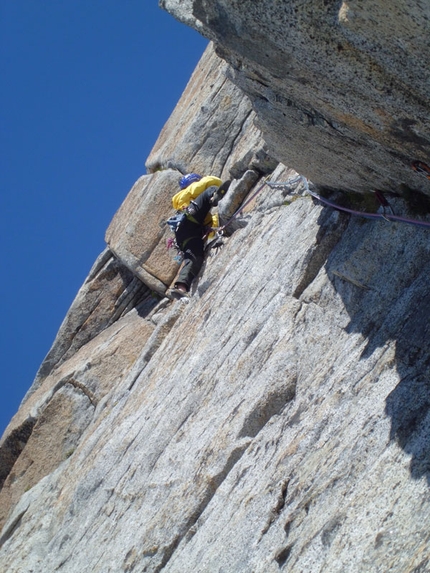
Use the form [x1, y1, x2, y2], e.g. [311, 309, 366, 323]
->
[169, 282, 190, 299]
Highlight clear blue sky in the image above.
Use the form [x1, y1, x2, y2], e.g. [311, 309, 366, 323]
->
[0, 1, 208, 436]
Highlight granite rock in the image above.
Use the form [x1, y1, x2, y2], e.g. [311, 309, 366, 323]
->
[28, 248, 156, 397]
[146, 44, 277, 181]
[1, 6, 430, 572]
[0, 298, 156, 531]
[0, 166, 429, 571]
[161, 0, 430, 198]
[105, 171, 183, 295]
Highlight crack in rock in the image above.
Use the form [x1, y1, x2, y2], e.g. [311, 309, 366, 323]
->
[153, 441, 251, 572]
[238, 385, 297, 439]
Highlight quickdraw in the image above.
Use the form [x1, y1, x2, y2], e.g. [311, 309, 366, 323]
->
[166, 237, 183, 263]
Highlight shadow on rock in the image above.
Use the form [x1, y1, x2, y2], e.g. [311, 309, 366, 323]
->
[384, 284, 430, 482]
[318, 203, 430, 485]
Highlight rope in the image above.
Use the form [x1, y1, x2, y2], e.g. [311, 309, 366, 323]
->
[219, 176, 271, 232]
[268, 176, 430, 230]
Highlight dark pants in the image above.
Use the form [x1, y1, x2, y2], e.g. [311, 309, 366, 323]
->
[176, 238, 205, 289]
[174, 187, 217, 290]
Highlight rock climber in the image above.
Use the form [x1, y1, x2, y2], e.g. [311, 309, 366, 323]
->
[169, 173, 231, 297]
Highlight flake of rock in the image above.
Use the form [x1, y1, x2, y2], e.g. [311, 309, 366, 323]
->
[106, 170, 182, 295]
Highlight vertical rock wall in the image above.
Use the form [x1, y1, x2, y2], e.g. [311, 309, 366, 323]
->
[1, 12, 430, 573]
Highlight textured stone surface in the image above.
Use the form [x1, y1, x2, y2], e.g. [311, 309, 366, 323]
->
[146, 43, 277, 180]
[106, 171, 182, 294]
[218, 168, 259, 222]
[161, 0, 430, 198]
[0, 302, 156, 530]
[0, 386, 94, 531]
[1, 8, 430, 572]
[1, 166, 429, 571]
[0, 249, 158, 531]
[28, 248, 156, 397]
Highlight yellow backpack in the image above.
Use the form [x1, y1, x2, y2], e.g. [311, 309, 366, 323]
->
[172, 175, 222, 228]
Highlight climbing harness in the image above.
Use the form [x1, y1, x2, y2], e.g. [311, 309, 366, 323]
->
[267, 175, 430, 230]
[166, 204, 213, 260]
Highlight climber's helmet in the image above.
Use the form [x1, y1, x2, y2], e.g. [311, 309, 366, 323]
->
[179, 173, 202, 189]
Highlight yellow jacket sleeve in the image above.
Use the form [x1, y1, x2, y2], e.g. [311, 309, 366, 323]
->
[171, 175, 222, 211]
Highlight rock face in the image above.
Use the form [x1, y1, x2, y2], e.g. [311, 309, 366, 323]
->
[106, 44, 276, 298]
[1, 7, 430, 573]
[161, 0, 430, 198]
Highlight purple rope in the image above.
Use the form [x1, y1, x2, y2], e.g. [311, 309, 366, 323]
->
[269, 176, 430, 230]
[307, 189, 430, 229]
